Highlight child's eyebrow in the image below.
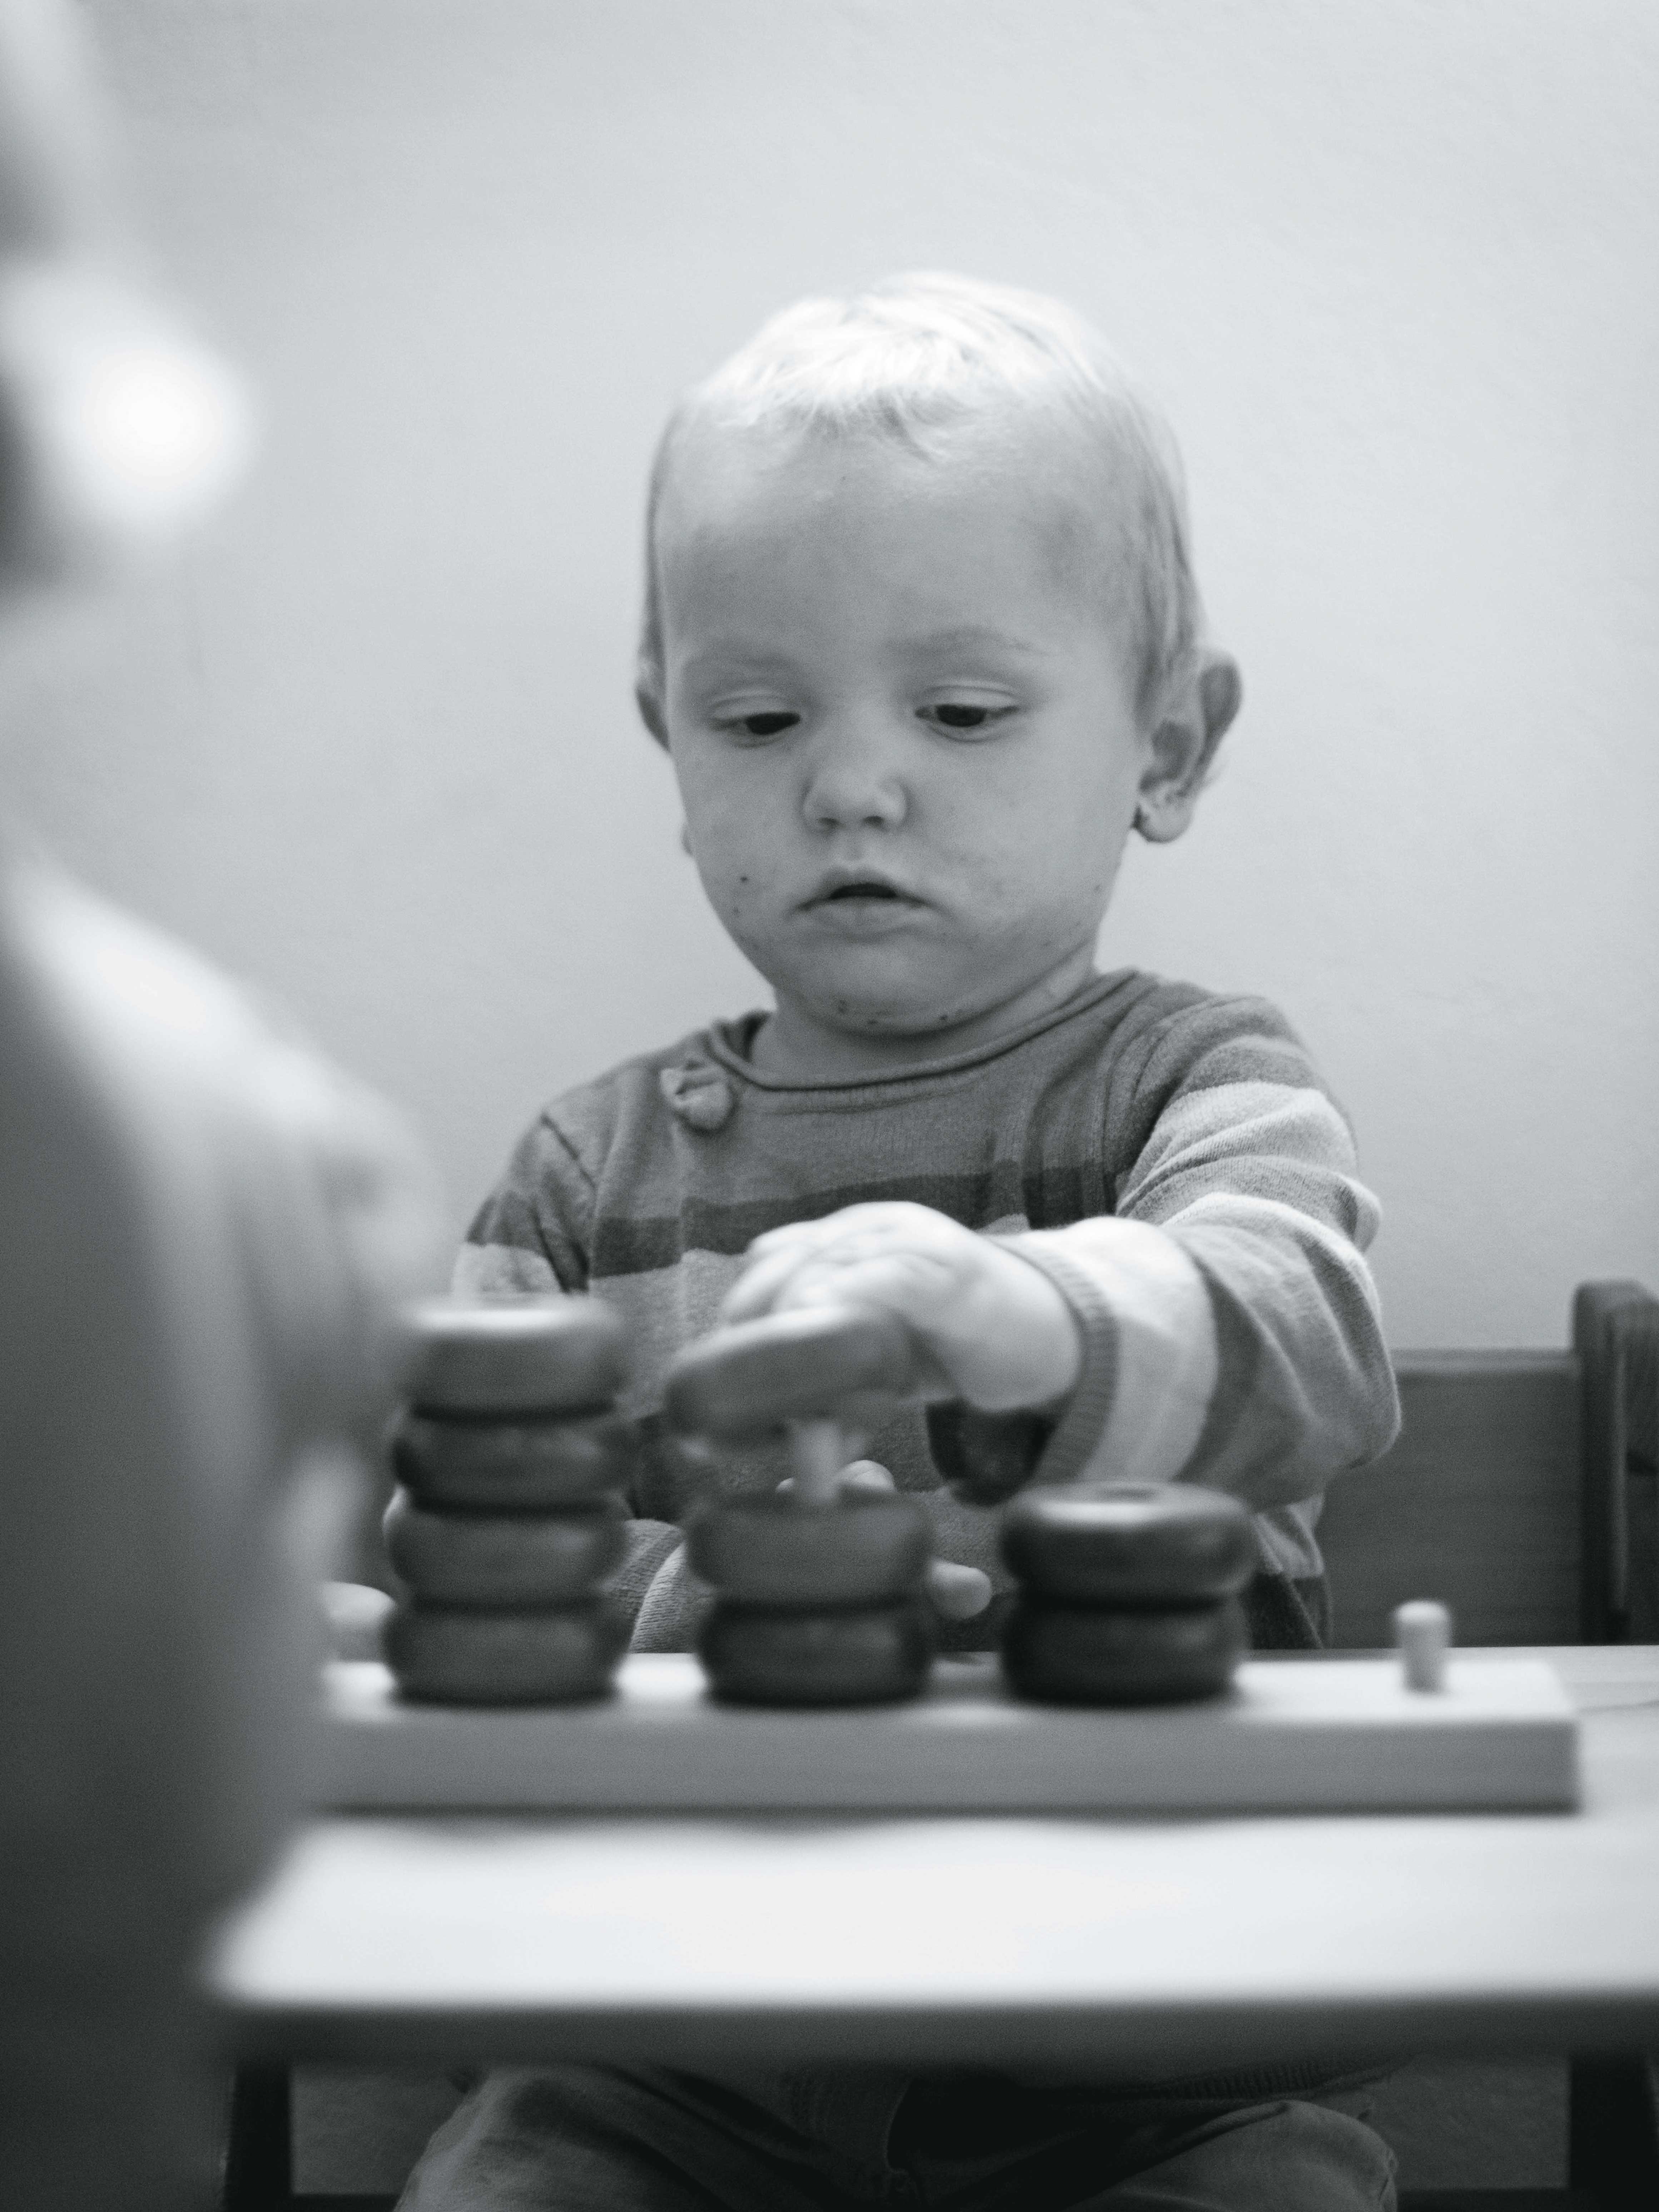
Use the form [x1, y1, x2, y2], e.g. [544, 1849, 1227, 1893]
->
[900, 625, 1055, 659]
[677, 625, 1055, 684]
[679, 643, 800, 682]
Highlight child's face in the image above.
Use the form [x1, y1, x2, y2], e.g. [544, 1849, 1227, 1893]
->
[656, 416, 1154, 1070]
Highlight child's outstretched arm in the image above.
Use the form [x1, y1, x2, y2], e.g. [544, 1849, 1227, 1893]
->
[717, 998, 1399, 1516]
[1011, 992, 1401, 1510]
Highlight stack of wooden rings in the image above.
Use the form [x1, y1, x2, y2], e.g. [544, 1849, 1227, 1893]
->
[382, 1296, 636, 1705]
[688, 1455, 935, 1707]
[999, 1481, 1254, 1704]
[667, 1308, 936, 1707]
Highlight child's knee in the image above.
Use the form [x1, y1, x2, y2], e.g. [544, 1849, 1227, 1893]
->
[396, 2067, 660, 2212]
[1109, 2098, 1396, 2212]
[396, 2062, 825, 2212]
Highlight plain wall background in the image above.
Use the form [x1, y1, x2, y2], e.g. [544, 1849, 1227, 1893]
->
[13, 0, 1655, 1347]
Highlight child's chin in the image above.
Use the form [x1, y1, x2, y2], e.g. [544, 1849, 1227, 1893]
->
[769, 946, 992, 1041]
[806, 990, 974, 1041]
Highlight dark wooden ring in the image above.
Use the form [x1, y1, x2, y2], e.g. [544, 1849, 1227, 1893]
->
[384, 1491, 627, 1606]
[403, 1293, 627, 1415]
[688, 1493, 930, 1606]
[698, 1598, 935, 1707]
[1000, 1482, 1255, 1602]
[385, 1598, 630, 1706]
[392, 1409, 637, 1510]
[1001, 1594, 1247, 1706]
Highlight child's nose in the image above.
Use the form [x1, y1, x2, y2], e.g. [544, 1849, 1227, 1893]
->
[799, 721, 908, 833]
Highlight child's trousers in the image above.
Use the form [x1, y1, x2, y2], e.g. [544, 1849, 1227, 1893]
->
[396, 2061, 1396, 2211]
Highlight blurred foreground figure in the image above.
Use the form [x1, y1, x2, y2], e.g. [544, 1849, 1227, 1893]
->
[0, 4, 445, 2204]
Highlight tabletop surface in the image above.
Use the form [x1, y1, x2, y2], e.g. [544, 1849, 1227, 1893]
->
[206, 1646, 1659, 2073]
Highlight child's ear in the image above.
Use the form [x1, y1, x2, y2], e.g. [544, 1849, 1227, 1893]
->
[1133, 649, 1242, 843]
[635, 679, 670, 749]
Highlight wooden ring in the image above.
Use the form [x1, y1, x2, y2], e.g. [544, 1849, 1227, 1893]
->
[392, 1409, 636, 1510]
[383, 1491, 627, 1607]
[403, 1294, 627, 1415]
[698, 1599, 935, 1707]
[385, 1598, 630, 1706]
[1001, 1596, 1247, 1706]
[688, 1493, 930, 1607]
[1000, 1483, 1254, 1603]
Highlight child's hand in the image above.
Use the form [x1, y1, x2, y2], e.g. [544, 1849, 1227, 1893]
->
[723, 1201, 1081, 1415]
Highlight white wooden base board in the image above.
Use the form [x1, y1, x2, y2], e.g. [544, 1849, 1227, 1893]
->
[309, 1653, 1579, 1815]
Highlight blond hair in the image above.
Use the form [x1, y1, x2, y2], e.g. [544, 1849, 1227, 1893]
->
[636, 272, 1206, 742]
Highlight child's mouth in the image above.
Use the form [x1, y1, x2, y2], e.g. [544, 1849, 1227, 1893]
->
[804, 875, 925, 932]
[807, 870, 919, 908]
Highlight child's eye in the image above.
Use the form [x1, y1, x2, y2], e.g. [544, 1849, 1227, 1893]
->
[918, 701, 1014, 736]
[715, 710, 801, 743]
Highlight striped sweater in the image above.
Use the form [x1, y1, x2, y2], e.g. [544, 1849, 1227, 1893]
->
[456, 969, 1399, 1649]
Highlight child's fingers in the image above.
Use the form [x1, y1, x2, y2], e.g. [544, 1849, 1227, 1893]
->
[741, 1238, 961, 1327]
[724, 1253, 961, 1398]
[834, 1458, 896, 1498]
[744, 1203, 931, 1259]
[925, 1557, 994, 1621]
[720, 1219, 868, 1321]
[720, 1238, 827, 1322]
[743, 1220, 837, 1261]
[775, 1456, 887, 1504]
[772, 1252, 960, 1363]
[726, 1205, 966, 1324]
[319, 1579, 393, 1660]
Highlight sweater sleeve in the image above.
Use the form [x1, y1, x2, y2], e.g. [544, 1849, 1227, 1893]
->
[969, 997, 1399, 1511]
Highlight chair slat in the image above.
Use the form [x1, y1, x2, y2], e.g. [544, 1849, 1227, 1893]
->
[1321, 1355, 1582, 1648]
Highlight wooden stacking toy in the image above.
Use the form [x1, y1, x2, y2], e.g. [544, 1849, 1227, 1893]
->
[999, 1481, 1254, 1704]
[666, 1307, 936, 1707]
[383, 1296, 635, 1704]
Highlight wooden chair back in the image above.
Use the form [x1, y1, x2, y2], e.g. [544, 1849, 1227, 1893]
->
[1320, 1281, 1659, 1649]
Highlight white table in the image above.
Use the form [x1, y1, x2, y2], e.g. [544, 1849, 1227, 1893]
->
[206, 1647, 1659, 2075]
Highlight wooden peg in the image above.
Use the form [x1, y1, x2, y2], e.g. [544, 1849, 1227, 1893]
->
[788, 1417, 848, 1509]
[1395, 1599, 1453, 1692]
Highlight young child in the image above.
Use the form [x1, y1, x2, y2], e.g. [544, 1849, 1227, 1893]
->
[407, 273, 1401, 2210]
